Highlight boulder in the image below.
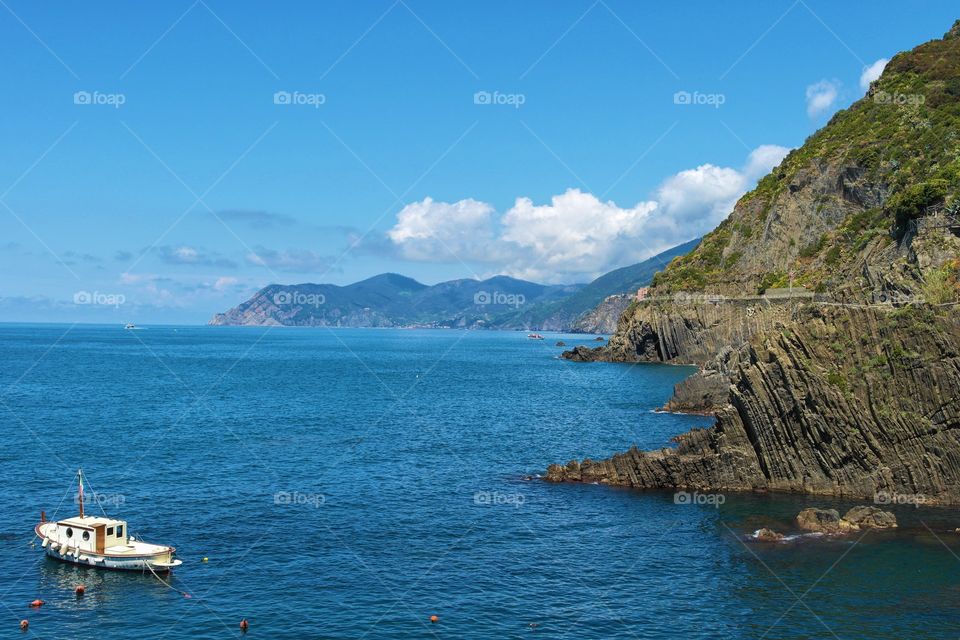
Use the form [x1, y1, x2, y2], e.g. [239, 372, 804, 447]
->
[561, 345, 603, 362]
[842, 505, 897, 529]
[796, 508, 856, 534]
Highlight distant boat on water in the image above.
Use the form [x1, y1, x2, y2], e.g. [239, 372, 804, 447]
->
[124, 323, 136, 330]
[34, 470, 182, 572]
[527, 333, 544, 340]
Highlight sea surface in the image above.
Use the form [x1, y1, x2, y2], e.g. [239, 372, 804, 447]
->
[2, 324, 959, 639]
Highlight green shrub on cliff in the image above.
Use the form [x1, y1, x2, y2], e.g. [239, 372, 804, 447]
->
[922, 265, 960, 304]
[888, 179, 950, 230]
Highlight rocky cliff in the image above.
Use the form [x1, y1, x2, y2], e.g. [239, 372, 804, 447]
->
[570, 294, 631, 334]
[549, 21, 960, 503]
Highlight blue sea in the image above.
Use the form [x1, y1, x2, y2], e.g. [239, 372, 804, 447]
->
[2, 324, 960, 639]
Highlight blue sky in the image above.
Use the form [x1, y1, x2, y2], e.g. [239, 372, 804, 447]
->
[1, 1, 957, 323]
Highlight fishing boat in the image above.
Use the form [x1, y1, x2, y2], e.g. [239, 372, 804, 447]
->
[124, 323, 136, 330]
[34, 470, 182, 572]
[527, 333, 544, 340]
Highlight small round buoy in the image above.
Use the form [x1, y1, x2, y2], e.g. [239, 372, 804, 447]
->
[202, 557, 209, 563]
[28, 600, 44, 608]
[430, 615, 439, 623]
[75, 585, 85, 597]
[19, 620, 28, 631]
[239, 618, 249, 632]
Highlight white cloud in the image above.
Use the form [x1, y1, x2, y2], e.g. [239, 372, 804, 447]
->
[499, 190, 658, 281]
[385, 145, 791, 283]
[806, 79, 840, 118]
[387, 197, 497, 262]
[655, 164, 744, 226]
[860, 58, 889, 91]
[743, 144, 791, 180]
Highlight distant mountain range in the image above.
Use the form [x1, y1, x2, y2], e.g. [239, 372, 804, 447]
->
[209, 239, 699, 330]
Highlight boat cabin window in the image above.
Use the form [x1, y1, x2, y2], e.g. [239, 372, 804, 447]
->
[82, 531, 90, 541]
[116, 525, 124, 537]
[65, 527, 74, 538]
[107, 527, 114, 536]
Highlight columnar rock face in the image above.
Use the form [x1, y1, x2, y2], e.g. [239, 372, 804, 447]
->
[548, 305, 960, 503]
[548, 22, 960, 502]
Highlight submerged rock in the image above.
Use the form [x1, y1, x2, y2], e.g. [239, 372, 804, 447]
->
[754, 528, 785, 542]
[555, 341, 566, 347]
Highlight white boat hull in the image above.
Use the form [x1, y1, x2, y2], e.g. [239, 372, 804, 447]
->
[43, 545, 181, 572]
[36, 523, 182, 572]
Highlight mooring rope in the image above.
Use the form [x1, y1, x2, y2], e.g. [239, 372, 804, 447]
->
[144, 557, 191, 598]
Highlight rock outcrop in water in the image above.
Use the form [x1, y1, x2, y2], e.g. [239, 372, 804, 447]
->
[795, 506, 897, 533]
[548, 22, 960, 504]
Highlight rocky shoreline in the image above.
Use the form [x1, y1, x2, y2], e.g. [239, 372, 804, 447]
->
[547, 303, 960, 504]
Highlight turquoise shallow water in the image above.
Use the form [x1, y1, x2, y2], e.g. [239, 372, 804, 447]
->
[2, 324, 960, 639]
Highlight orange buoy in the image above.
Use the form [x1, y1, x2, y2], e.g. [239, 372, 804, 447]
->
[19, 620, 28, 631]
[28, 600, 44, 608]
[430, 615, 439, 623]
[75, 585, 85, 596]
[239, 618, 249, 632]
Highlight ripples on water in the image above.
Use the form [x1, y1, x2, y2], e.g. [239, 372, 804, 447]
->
[1, 325, 959, 638]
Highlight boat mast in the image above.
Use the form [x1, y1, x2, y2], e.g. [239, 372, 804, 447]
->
[78, 469, 84, 519]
